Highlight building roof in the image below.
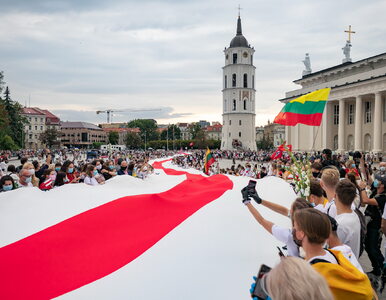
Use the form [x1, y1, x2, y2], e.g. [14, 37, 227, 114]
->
[22, 107, 45, 116]
[37, 109, 60, 124]
[229, 16, 250, 48]
[205, 124, 223, 132]
[61, 121, 102, 131]
[294, 51, 386, 83]
[103, 127, 140, 133]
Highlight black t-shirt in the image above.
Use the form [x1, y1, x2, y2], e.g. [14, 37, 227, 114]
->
[365, 192, 386, 229]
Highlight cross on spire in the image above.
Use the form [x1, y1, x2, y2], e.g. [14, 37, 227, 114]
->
[237, 4, 242, 17]
[344, 25, 356, 43]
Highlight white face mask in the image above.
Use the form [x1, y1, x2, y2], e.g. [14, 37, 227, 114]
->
[28, 169, 35, 175]
[96, 165, 102, 170]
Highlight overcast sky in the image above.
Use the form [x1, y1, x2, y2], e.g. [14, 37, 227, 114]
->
[1, 0, 386, 125]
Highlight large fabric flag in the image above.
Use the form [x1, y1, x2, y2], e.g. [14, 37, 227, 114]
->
[274, 88, 331, 126]
[204, 148, 215, 174]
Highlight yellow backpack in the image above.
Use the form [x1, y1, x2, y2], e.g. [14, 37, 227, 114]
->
[311, 249, 373, 300]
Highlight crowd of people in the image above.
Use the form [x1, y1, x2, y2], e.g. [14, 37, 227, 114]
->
[243, 149, 386, 299]
[3, 147, 386, 299]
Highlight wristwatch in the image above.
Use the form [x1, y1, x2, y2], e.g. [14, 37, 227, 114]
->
[359, 188, 366, 192]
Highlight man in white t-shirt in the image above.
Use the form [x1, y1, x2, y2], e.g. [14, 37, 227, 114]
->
[318, 167, 340, 216]
[334, 179, 361, 258]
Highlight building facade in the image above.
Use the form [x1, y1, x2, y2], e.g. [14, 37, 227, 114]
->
[102, 127, 141, 145]
[284, 52, 386, 153]
[221, 16, 256, 151]
[61, 121, 107, 148]
[205, 124, 222, 140]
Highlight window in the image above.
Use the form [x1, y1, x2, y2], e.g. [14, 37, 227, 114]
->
[29, 125, 31, 130]
[243, 100, 247, 110]
[239, 120, 242, 125]
[224, 75, 227, 88]
[243, 74, 248, 88]
[365, 101, 372, 123]
[251, 54, 253, 65]
[229, 132, 231, 137]
[252, 75, 254, 89]
[41, 118, 43, 122]
[29, 134, 32, 139]
[333, 104, 339, 125]
[232, 99, 236, 111]
[233, 53, 237, 64]
[232, 74, 236, 87]
[35, 117, 37, 122]
[35, 126, 37, 130]
[229, 120, 231, 125]
[239, 132, 241, 137]
[224, 99, 227, 112]
[348, 104, 354, 125]
[40, 126, 43, 130]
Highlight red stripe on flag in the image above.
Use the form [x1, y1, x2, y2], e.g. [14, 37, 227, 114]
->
[0, 161, 233, 299]
[273, 111, 323, 126]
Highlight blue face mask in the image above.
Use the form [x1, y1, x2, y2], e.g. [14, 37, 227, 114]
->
[381, 167, 386, 172]
[55, 167, 61, 172]
[93, 170, 98, 176]
[3, 185, 12, 191]
[374, 179, 379, 188]
[351, 164, 356, 168]
[68, 168, 74, 174]
[109, 165, 115, 170]
[25, 177, 32, 184]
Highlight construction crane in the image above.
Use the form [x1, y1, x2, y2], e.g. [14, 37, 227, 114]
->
[96, 108, 161, 123]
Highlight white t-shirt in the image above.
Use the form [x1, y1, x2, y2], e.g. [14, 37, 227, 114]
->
[332, 244, 364, 273]
[84, 176, 99, 186]
[272, 224, 299, 257]
[324, 200, 356, 218]
[308, 250, 338, 264]
[335, 212, 361, 258]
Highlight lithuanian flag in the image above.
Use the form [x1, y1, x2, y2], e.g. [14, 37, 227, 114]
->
[274, 88, 331, 126]
[204, 148, 215, 175]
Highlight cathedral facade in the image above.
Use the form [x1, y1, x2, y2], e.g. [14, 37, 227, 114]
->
[221, 16, 257, 151]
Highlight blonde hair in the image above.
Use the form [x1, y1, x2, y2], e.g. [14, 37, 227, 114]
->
[267, 257, 333, 300]
[22, 162, 39, 187]
[321, 168, 340, 189]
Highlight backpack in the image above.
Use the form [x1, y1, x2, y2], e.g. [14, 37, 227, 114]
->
[354, 207, 367, 257]
[310, 249, 373, 300]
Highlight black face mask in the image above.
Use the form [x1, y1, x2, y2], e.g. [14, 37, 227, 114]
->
[121, 166, 127, 170]
[312, 172, 320, 178]
[292, 228, 302, 247]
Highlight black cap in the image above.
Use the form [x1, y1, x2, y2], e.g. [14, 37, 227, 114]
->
[322, 149, 332, 156]
[375, 173, 386, 185]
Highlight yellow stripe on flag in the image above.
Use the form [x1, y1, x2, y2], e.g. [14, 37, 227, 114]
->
[289, 88, 331, 104]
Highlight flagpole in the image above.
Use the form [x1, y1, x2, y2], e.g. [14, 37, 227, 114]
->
[311, 124, 321, 151]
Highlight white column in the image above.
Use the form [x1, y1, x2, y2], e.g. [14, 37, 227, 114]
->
[337, 99, 345, 153]
[373, 92, 382, 152]
[354, 95, 363, 151]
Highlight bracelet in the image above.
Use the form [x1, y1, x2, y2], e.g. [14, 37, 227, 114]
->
[359, 188, 366, 192]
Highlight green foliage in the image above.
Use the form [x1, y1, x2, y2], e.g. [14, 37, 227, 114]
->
[0, 135, 18, 150]
[256, 137, 273, 150]
[0, 84, 28, 148]
[127, 119, 159, 141]
[92, 142, 103, 149]
[160, 124, 181, 140]
[39, 128, 60, 147]
[189, 122, 202, 139]
[125, 132, 142, 149]
[0, 71, 4, 94]
[108, 131, 119, 145]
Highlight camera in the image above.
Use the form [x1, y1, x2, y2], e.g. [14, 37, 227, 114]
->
[251, 264, 271, 299]
[242, 180, 261, 204]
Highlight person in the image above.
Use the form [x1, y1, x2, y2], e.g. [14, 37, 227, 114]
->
[18, 169, 33, 188]
[54, 162, 62, 173]
[53, 171, 67, 187]
[84, 165, 101, 186]
[308, 179, 328, 210]
[326, 214, 364, 272]
[293, 208, 373, 299]
[62, 161, 80, 184]
[359, 173, 386, 278]
[242, 187, 312, 257]
[39, 169, 56, 191]
[101, 161, 117, 181]
[334, 179, 361, 258]
[321, 148, 340, 169]
[254, 256, 333, 300]
[15, 157, 28, 173]
[118, 160, 129, 175]
[0, 175, 17, 192]
[6, 165, 20, 186]
[22, 162, 39, 187]
[319, 167, 340, 217]
[311, 161, 322, 178]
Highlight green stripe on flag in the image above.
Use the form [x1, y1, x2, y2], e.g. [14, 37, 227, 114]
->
[281, 101, 326, 115]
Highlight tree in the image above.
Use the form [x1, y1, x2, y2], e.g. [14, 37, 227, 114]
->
[256, 137, 273, 150]
[39, 128, 60, 148]
[108, 131, 119, 145]
[127, 119, 159, 141]
[92, 142, 103, 149]
[0, 135, 17, 150]
[189, 122, 203, 139]
[160, 124, 181, 140]
[125, 132, 142, 149]
[0, 71, 4, 94]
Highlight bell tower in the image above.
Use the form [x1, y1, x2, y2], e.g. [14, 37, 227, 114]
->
[221, 15, 256, 151]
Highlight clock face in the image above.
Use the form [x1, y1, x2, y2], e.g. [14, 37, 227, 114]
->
[243, 52, 248, 58]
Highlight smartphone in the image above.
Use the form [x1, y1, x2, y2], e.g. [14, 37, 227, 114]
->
[252, 264, 271, 299]
[277, 246, 285, 257]
[247, 180, 257, 194]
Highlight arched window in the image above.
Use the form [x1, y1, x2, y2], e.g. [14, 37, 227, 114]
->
[239, 120, 242, 125]
[224, 75, 227, 88]
[252, 75, 254, 89]
[243, 99, 247, 110]
[224, 99, 227, 112]
[229, 120, 231, 125]
[243, 74, 248, 88]
[239, 132, 241, 137]
[232, 74, 236, 87]
[232, 99, 236, 111]
[233, 53, 237, 64]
